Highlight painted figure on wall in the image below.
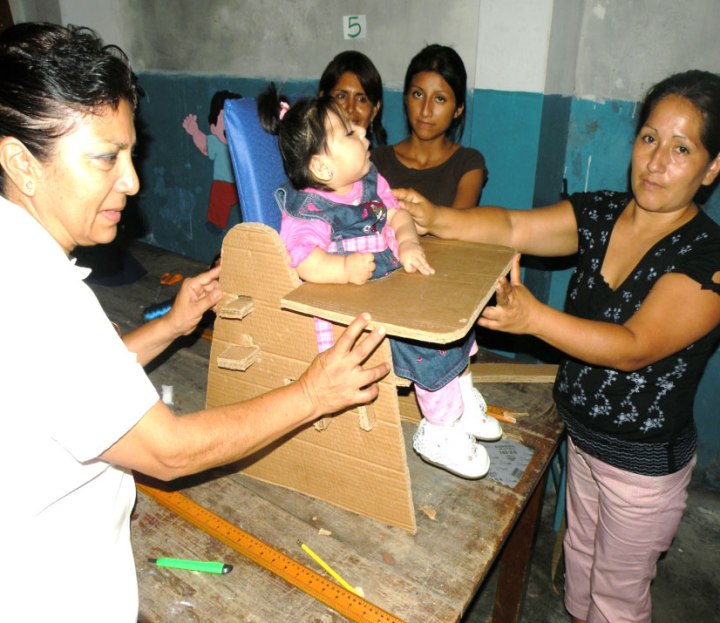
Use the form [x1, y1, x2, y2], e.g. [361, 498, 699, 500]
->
[182, 90, 243, 234]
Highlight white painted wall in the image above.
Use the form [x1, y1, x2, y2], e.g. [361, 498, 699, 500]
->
[57, 0, 482, 90]
[10, 0, 720, 100]
[9, 0, 60, 22]
[474, 0, 555, 93]
[544, 0, 584, 96]
[575, 0, 720, 102]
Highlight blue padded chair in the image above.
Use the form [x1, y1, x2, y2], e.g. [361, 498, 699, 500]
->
[223, 98, 286, 231]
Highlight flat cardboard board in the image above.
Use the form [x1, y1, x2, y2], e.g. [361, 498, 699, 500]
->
[470, 363, 559, 383]
[281, 237, 515, 343]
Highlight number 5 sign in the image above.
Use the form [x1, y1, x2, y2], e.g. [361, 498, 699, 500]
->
[343, 14, 366, 40]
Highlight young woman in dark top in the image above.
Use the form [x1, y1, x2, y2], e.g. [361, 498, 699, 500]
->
[319, 50, 387, 148]
[372, 44, 487, 208]
[395, 70, 720, 623]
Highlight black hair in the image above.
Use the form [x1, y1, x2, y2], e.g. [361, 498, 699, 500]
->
[257, 82, 349, 191]
[209, 90, 242, 126]
[403, 44, 467, 142]
[638, 69, 720, 159]
[0, 22, 142, 191]
[318, 50, 387, 147]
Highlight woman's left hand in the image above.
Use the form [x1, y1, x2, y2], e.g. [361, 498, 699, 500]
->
[477, 254, 538, 335]
[165, 265, 223, 337]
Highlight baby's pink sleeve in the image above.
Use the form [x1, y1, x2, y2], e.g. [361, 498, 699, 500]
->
[279, 212, 332, 267]
[376, 172, 399, 210]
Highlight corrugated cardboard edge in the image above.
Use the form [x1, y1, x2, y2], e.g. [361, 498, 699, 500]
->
[471, 362, 559, 384]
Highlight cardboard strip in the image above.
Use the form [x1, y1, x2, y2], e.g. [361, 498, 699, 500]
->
[471, 363, 558, 383]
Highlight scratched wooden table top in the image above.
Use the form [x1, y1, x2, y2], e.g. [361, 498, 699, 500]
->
[131, 380, 560, 622]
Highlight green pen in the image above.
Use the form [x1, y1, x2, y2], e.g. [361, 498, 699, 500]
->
[149, 557, 233, 574]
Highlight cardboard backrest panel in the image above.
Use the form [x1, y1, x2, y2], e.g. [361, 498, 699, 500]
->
[207, 223, 417, 532]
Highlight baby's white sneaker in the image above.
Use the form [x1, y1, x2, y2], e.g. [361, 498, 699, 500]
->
[459, 376, 503, 441]
[412, 419, 490, 479]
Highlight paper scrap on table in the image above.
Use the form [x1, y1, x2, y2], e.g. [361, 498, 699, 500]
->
[485, 438, 534, 488]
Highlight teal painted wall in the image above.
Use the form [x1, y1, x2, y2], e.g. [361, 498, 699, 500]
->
[131, 73, 315, 263]
[473, 90, 545, 208]
[131, 75, 547, 263]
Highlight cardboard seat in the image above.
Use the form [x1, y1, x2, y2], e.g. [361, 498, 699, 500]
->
[207, 222, 514, 532]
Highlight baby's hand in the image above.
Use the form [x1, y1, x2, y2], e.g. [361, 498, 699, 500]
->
[345, 252, 376, 284]
[398, 241, 434, 275]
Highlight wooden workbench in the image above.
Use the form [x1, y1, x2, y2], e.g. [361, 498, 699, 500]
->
[132, 378, 561, 623]
[87, 241, 563, 623]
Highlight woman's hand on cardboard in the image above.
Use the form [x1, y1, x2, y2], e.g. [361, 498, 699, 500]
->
[298, 313, 390, 418]
[165, 265, 223, 337]
[478, 254, 540, 335]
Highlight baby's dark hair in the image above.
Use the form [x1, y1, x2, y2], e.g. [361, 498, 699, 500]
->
[209, 90, 242, 126]
[257, 82, 348, 190]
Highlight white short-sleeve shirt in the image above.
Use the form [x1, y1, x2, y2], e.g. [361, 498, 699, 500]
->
[0, 196, 159, 621]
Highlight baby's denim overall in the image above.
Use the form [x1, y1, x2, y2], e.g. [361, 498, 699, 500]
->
[276, 166, 474, 391]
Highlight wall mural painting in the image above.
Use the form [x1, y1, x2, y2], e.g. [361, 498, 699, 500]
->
[182, 90, 243, 235]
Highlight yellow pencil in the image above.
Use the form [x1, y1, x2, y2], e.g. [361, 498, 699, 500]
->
[298, 540, 361, 596]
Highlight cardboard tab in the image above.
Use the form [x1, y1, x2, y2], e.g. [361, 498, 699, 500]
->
[218, 295, 255, 320]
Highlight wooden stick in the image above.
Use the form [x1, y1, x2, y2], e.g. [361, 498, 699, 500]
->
[487, 404, 529, 424]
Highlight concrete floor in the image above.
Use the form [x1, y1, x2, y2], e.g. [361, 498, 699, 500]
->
[86, 240, 720, 623]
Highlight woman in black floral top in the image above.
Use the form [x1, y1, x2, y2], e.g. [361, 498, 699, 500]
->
[395, 70, 720, 623]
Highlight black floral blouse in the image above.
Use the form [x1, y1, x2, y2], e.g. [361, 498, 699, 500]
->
[554, 191, 720, 475]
